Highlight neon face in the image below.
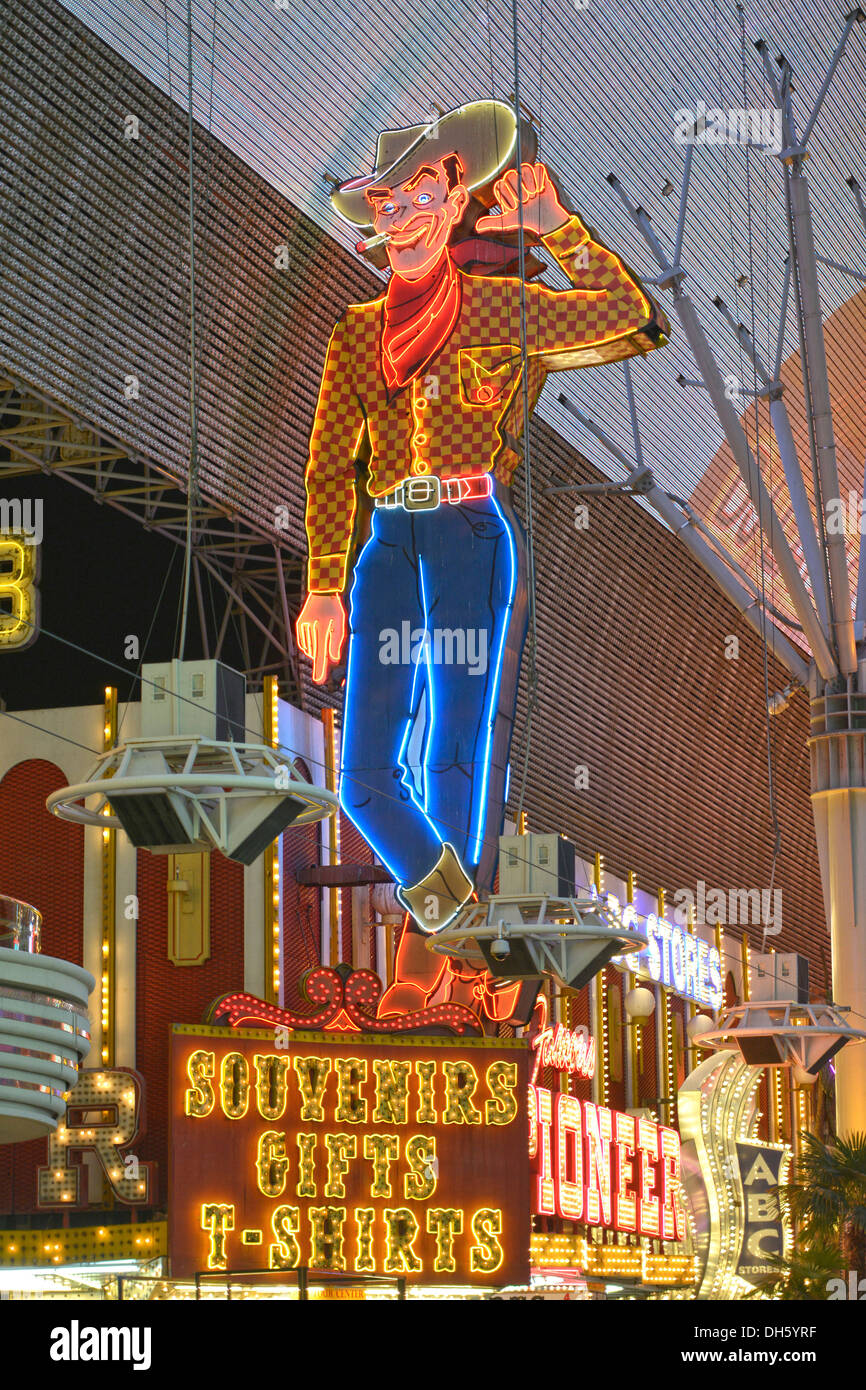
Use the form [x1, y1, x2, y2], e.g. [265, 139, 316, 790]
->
[367, 159, 469, 281]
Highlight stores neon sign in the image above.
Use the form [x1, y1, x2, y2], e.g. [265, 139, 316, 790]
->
[529, 1085, 684, 1240]
[604, 894, 723, 1010]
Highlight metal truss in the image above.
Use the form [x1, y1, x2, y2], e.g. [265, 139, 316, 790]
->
[554, 12, 866, 693]
[0, 370, 306, 704]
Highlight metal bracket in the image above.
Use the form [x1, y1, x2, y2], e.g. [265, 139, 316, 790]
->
[544, 465, 655, 499]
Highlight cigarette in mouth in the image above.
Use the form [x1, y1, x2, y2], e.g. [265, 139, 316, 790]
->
[356, 231, 391, 253]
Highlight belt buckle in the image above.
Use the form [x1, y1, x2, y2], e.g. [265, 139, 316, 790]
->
[404, 476, 441, 511]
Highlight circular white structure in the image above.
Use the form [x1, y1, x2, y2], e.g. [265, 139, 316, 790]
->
[430, 892, 647, 991]
[697, 999, 866, 1074]
[0, 897, 94, 1143]
[46, 735, 338, 863]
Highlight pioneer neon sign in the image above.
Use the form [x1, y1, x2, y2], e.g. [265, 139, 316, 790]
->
[530, 1084, 684, 1238]
[604, 894, 723, 1010]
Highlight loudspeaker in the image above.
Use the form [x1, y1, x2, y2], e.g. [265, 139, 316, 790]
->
[738, 1033, 788, 1066]
[142, 659, 245, 742]
[751, 952, 809, 1004]
[478, 935, 541, 980]
[224, 795, 308, 865]
[109, 751, 201, 852]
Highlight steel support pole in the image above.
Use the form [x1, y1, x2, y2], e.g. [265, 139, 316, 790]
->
[787, 167, 858, 674]
[557, 396, 810, 682]
[713, 297, 829, 629]
[810, 725, 866, 1137]
[768, 395, 831, 631]
[668, 282, 838, 681]
[606, 175, 837, 680]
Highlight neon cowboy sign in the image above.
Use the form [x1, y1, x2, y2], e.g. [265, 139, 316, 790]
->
[603, 894, 724, 1010]
[295, 97, 669, 1030]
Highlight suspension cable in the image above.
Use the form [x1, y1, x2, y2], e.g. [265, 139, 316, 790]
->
[736, 2, 781, 937]
[511, 0, 541, 823]
[178, 0, 203, 660]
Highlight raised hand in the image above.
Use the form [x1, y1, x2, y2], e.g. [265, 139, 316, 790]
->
[475, 162, 571, 238]
[296, 592, 347, 684]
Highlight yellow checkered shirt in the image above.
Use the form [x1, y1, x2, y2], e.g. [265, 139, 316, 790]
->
[304, 216, 669, 592]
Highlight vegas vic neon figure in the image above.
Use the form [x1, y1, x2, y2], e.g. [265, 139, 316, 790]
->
[296, 102, 668, 1019]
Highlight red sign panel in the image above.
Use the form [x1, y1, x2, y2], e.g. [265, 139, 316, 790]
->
[530, 1084, 685, 1240]
[169, 1027, 530, 1286]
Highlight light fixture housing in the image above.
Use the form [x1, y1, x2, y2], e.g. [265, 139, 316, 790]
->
[624, 985, 656, 1020]
[697, 999, 866, 1073]
[430, 892, 646, 992]
[46, 661, 337, 861]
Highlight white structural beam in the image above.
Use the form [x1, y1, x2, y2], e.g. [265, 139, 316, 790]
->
[555, 395, 811, 685]
[607, 172, 838, 682]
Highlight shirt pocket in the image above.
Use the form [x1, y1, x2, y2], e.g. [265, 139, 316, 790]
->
[457, 345, 521, 409]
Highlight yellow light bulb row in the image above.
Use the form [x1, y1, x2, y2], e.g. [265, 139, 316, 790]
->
[596, 967, 609, 1108]
[101, 687, 118, 1069]
[263, 676, 282, 1003]
[531, 1233, 699, 1288]
[1, 1222, 167, 1266]
[664, 989, 676, 1126]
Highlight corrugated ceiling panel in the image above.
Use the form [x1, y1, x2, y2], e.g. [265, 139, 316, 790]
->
[55, 0, 866, 508]
[0, 0, 831, 984]
[0, 0, 380, 554]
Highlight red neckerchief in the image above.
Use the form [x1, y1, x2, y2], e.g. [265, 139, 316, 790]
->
[381, 251, 461, 392]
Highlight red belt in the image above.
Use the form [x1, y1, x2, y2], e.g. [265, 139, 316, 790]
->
[375, 473, 492, 513]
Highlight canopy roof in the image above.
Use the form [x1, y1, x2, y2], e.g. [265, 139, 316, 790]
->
[60, 0, 866, 494]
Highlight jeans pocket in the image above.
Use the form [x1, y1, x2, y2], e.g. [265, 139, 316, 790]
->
[458, 500, 506, 541]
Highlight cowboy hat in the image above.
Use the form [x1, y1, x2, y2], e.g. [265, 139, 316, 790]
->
[331, 99, 537, 228]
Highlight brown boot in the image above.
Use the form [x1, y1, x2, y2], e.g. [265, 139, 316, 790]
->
[377, 914, 449, 1019]
[377, 982, 431, 1018]
[398, 842, 473, 932]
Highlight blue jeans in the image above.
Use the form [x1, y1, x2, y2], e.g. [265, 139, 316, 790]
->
[340, 483, 528, 894]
